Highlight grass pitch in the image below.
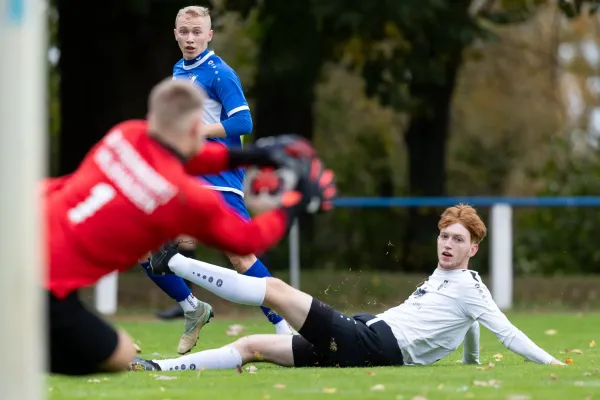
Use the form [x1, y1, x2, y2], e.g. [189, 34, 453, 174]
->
[48, 312, 600, 400]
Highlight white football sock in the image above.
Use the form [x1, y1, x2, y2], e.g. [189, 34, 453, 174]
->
[168, 254, 266, 306]
[178, 294, 200, 312]
[154, 346, 242, 371]
[274, 320, 295, 335]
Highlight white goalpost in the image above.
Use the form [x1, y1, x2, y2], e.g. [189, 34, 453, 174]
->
[0, 0, 47, 399]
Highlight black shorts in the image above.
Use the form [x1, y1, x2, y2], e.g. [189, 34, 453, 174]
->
[48, 290, 119, 375]
[292, 298, 404, 368]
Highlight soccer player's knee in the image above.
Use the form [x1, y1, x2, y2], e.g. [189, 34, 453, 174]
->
[102, 331, 136, 372]
[231, 335, 263, 360]
[266, 277, 289, 292]
[227, 253, 255, 273]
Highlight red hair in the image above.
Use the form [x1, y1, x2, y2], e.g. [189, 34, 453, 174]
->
[438, 204, 487, 244]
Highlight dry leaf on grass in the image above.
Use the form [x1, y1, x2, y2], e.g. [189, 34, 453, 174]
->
[155, 375, 178, 380]
[366, 371, 375, 376]
[565, 358, 574, 365]
[545, 329, 558, 335]
[574, 381, 585, 386]
[473, 379, 501, 388]
[273, 383, 286, 389]
[87, 379, 101, 383]
[246, 365, 258, 374]
[506, 395, 531, 400]
[226, 324, 246, 336]
[583, 372, 593, 376]
[411, 396, 428, 400]
[437, 383, 445, 390]
[476, 363, 495, 371]
[550, 373, 558, 381]
[590, 340, 596, 348]
[370, 384, 385, 391]
[323, 387, 337, 394]
[563, 349, 584, 355]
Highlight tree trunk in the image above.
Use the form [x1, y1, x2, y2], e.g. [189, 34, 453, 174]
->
[401, 51, 464, 272]
[57, 0, 190, 174]
[251, 0, 326, 141]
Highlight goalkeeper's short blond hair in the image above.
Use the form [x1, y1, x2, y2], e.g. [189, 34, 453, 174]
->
[148, 78, 205, 135]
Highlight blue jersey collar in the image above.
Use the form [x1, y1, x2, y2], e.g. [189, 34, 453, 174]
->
[183, 48, 214, 70]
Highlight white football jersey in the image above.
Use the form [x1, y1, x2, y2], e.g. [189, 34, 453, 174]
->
[377, 268, 555, 366]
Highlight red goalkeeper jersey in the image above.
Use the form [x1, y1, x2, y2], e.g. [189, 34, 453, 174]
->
[45, 120, 287, 298]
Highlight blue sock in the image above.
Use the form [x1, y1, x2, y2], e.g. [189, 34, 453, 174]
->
[243, 259, 283, 324]
[140, 260, 192, 302]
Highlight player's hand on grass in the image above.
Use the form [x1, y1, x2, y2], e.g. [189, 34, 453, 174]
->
[549, 359, 567, 366]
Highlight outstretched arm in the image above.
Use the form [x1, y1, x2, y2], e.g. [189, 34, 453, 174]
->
[462, 321, 481, 365]
[181, 181, 290, 256]
[462, 285, 562, 365]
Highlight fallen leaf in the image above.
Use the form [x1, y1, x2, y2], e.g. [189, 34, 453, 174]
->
[590, 340, 596, 348]
[564, 349, 584, 355]
[323, 387, 337, 394]
[155, 375, 178, 380]
[545, 329, 558, 335]
[565, 358, 574, 365]
[246, 365, 258, 374]
[411, 397, 427, 400]
[366, 371, 375, 376]
[273, 383, 286, 389]
[370, 384, 385, 391]
[226, 324, 246, 336]
[476, 363, 495, 371]
[262, 395, 271, 400]
[87, 379, 101, 383]
[473, 379, 501, 388]
[493, 353, 504, 360]
[585, 396, 591, 400]
[159, 387, 166, 392]
[437, 383, 445, 390]
[583, 372, 593, 376]
[550, 373, 558, 381]
[574, 381, 585, 386]
[507, 396, 531, 400]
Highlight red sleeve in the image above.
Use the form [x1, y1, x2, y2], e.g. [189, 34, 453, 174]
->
[40, 174, 72, 196]
[184, 143, 230, 175]
[180, 181, 288, 255]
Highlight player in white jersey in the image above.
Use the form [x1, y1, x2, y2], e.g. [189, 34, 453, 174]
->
[130, 204, 565, 371]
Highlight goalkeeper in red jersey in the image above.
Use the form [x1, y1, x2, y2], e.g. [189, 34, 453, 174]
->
[44, 78, 334, 376]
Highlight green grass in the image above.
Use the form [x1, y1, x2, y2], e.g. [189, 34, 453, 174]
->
[49, 312, 600, 400]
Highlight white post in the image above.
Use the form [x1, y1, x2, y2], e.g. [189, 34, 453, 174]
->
[0, 0, 46, 399]
[490, 204, 513, 309]
[289, 219, 300, 289]
[95, 272, 119, 315]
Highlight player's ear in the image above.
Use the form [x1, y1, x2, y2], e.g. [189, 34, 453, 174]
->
[208, 30, 214, 42]
[469, 243, 479, 257]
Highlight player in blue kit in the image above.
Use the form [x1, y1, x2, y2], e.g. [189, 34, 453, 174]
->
[140, 5, 293, 355]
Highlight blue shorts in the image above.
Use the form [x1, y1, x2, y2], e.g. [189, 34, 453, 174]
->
[218, 190, 250, 220]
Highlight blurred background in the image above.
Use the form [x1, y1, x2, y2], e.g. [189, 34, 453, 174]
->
[48, 0, 600, 316]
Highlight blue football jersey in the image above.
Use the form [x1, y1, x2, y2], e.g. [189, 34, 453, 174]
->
[172, 48, 250, 197]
